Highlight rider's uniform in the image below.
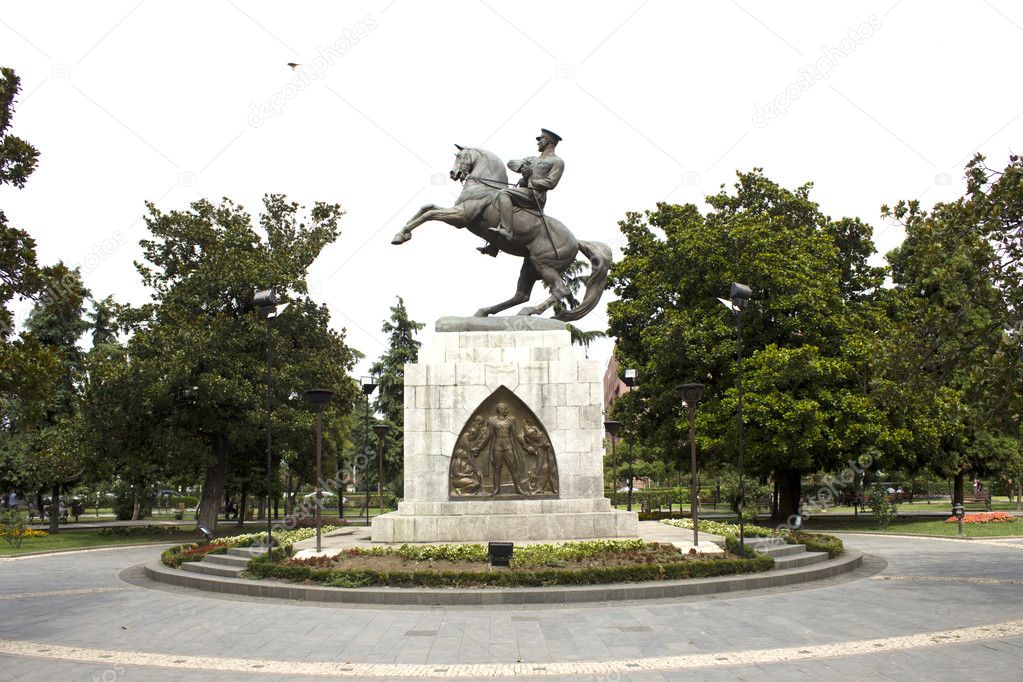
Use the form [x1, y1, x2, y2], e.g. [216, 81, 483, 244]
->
[502, 154, 565, 214]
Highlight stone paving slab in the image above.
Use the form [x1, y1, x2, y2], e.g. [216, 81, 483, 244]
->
[1, 535, 1023, 679]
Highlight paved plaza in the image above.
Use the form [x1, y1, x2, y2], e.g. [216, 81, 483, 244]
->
[1, 535, 1022, 680]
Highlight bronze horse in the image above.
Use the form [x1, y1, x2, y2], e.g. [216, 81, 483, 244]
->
[390, 146, 610, 320]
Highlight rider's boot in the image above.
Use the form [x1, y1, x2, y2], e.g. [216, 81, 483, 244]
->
[477, 242, 500, 257]
[489, 224, 514, 240]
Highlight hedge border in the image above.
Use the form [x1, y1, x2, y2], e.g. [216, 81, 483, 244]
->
[242, 552, 775, 589]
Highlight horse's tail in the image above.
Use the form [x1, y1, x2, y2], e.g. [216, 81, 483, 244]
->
[555, 240, 612, 322]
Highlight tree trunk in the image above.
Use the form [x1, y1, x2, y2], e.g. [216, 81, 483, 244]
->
[285, 470, 293, 515]
[1017, 479, 1021, 512]
[131, 489, 141, 521]
[337, 454, 345, 518]
[237, 482, 247, 529]
[953, 472, 964, 505]
[774, 468, 801, 521]
[196, 433, 230, 532]
[257, 496, 265, 521]
[49, 484, 60, 534]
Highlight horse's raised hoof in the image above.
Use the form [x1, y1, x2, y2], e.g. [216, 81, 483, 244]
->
[391, 232, 411, 245]
[517, 306, 541, 316]
[474, 309, 491, 318]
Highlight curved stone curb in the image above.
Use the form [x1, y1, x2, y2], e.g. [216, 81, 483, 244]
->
[144, 550, 862, 605]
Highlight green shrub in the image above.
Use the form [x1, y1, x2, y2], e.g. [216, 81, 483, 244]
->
[98, 525, 181, 537]
[661, 518, 778, 539]
[787, 531, 843, 558]
[244, 552, 774, 588]
[167, 495, 198, 508]
[0, 510, 29, 548]
[868, 485, 897, 528]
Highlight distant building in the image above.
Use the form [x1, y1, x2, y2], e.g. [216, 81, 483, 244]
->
[603, 351, 631, 413]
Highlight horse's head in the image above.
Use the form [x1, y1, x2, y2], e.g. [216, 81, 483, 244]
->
[450, 144, 475, 182]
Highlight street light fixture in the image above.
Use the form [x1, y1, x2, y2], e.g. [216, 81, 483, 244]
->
[718, 281, 751, 548]
[677, 383, 705, 548]
[254, 288, 290, 560]
[360, 375, 378, 525]
[303, 389, 334, 553]
[372, 423, 391, 512]
[604, 420, 622, 508]
[622, 369, 638, 511]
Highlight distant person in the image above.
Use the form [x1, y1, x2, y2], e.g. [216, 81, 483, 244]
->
[71, 501, 84, 523]
[974, 478, 981, 494]
[5, 492, 14, 509]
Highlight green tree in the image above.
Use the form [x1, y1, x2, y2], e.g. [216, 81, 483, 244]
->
[122, 195, 360, 531]
[369, 296, 423, 497]
[881, 159, 1019, 502]
[608, 170, 890, 519]
[0, 66, 53, 426]
[12, 265, 92, 532]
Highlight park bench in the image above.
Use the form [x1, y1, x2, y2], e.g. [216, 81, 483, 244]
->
[962, 492, 992, 511]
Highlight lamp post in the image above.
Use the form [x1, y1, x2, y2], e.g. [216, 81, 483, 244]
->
[254, 289, 290, 560]
[360, 376, 378, 525]
[604, 421, 622, 507]
[622, 369, 638, 511]
[373, 423, 391, 512]
[718, 282, 751, 548]
[303, 389, 334, 553]
[677, 383, 705, 547]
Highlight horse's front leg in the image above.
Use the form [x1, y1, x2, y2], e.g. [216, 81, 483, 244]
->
[391, 205, 466, 244]
[390, 204, 438, 244]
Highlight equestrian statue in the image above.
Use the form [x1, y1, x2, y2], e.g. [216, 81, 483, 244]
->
[390, 129, 611, 321]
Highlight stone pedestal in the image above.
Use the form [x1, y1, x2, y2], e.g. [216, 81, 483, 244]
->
[371, 325, 638, 543]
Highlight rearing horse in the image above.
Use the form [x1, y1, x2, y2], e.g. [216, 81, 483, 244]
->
[390, 146, 611, 320]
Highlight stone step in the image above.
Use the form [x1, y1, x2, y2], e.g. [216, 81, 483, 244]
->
[746, 541, 806, 558]
[771, 551, 829, 570]
[227, 546, 270, 558]
[180, 561, 247, 578]
[203, 553, 251, 568]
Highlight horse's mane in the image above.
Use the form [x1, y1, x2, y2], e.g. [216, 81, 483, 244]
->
[468, 147, 509, 185]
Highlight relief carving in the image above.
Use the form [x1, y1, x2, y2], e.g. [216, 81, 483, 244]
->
[449, 386, 558, 499]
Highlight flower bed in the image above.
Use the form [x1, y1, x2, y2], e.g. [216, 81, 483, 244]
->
[945, 512, 1017, 524]
[660, 518, 778, 538]
[161, 526, 341, 568]
[17, 528, 48, 539]
[242, 539, 774, 589]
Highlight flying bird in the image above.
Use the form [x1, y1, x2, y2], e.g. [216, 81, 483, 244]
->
[287, 62, 300, 70]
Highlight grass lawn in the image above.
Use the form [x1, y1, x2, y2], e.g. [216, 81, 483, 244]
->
[0, 526, 253, 557]
[802, 516, 1023, 537]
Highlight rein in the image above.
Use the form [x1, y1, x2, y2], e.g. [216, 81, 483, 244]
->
[465, 175, 515, 190]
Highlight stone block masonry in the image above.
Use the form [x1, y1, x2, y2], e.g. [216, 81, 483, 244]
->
[372, 325, 638, 543]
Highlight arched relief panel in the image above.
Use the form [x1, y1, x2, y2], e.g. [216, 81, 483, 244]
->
[448, 385, 559, 499]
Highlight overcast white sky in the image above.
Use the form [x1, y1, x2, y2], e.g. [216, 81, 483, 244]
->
[3, 0, 1021, 375]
